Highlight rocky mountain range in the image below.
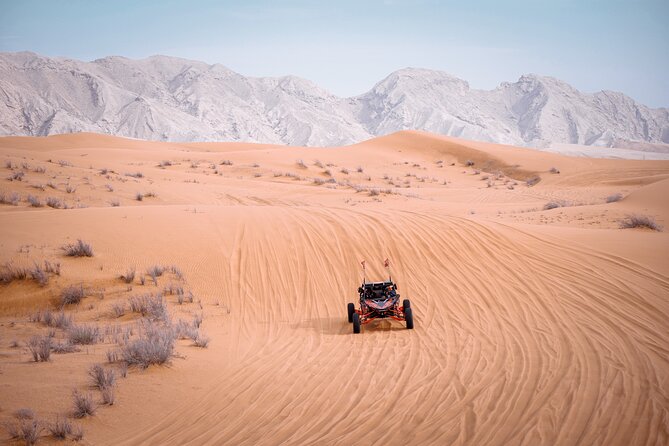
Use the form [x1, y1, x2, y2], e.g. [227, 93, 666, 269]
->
[1, 52, 667, 149]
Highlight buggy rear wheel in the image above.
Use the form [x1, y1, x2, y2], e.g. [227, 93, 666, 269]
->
[347, 303, 355, 323]
[403, 299, 411, 311]
[352, 313, 361, 334]
[405, 307, 414, 329]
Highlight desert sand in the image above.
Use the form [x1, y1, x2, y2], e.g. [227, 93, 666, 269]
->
[0, 130, 667, 445]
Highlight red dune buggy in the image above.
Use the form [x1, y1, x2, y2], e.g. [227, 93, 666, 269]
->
[346, 260, 413, 333]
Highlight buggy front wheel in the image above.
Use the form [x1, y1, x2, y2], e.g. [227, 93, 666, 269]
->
[405, 307, 414, 329]
[352, 313, 361, 334]
[347, 303, 355, 323]
[403, 299, 411, 311]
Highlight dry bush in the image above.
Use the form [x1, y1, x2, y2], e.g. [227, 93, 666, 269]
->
[88, 364, 116, 390]
[110, 199, 120, 207]
[606, 193, 623, 203]
[465, 160, 475, 167]
[60, 284, 85, 307]
[47, 417, 72, 439]
[121, 321, 175, 368]
[68, 324, 100, 345]
[135, 192, 143, 201]
[101, 386, 116, 405]
[51, 341, 79, 354]
[63, 239, 93, 257]
[4, 418, 42, 445]
[356, 166, 364, 173]
[111, 302, 126, 318]
[526, 176, 541, 187]
[0, 191, 20, 205]
[65, 185, 76, 194]
[120, 267, 136, 284]
[220, 159, 233, 166]
[369, 189, 380, 197]
[13, 408, 35, 420]
[194, 334, 210, 348]
[26, 194, 43, 207]
[128, 294, 168, 321]
[72, 391, 96, 418]
[8, 171, 25, 181]
[619, 215, 663, 231]
[340, 167, 349, 174]
[27, 336, 51, 362]
[543, 200, 570, 210]
[125, 172, 143, 178]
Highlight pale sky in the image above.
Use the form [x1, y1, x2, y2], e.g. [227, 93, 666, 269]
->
[1, 0, 667, 107]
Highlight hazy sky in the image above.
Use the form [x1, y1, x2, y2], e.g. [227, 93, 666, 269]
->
[1, 0, 667, 107]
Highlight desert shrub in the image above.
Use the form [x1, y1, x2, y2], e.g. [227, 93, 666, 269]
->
[194, 334, 210, 348]
[147, 265, 165, 283]
[296, 159, 307, 168]
[125, 172, 143, 178]
[111, 302, 126, 318]
[8, 171, 25, 181]
[0, 263, 28, 284]
[72, 391, 95, 418]
[4, 418, 42, 445]
[106, 349, 119, 363]
[105, 184, 114, 192]
[369, 189, 380, 197]
[220, 159, 233, 166]
[101, 386, 116, 405]
[89, 364, 116, 390]
[526, 176, 541, 187]
[63, 239, 93, 257]
[29, 263, 49, 287]
[356, 166, 364, 173]
[71, 424, 84, 440]
[0, 191, 20, 205]
[62, 240, 93, 257]
[13, 408, 35, 420]
[313, 177, 325, 185]
[52, 341, 79, 354]
[57, 160, 72, 167]
[48, 417, 72, 439]
[27, 336, 51, 362]
[26, 194, 43, 207]
[68, 324, 100, 345]
[549, 167, 560, 174]
[110, 199, 120, 207]
[543, 200, 570, 210]
[606, 193, 623, 203]
[340, 167, 349, 174]
[60, 284, 85, 307]
[135, 192, 143, 201]
[120, 267, 136, 284]
[144, 191, 157, 198]
[159, 160, 172, 167]
[128, 294, 168, 321]
[65, 185, 76, 194]
[619, 215, 663, 231]
[121, 321, 175, 368]
[465, 160, 475, 167]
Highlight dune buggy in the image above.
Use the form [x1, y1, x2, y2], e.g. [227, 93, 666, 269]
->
[346, 260, 413, 333]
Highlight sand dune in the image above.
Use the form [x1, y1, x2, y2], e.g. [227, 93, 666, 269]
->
[0, 131, 667, 445]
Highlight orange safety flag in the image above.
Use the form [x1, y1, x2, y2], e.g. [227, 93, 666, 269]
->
[361, 260, 366, 269]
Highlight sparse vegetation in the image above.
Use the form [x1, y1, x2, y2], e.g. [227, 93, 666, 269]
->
[8, 171, 25, 181]
[549, 167, 560, 174]
[465, 160, 475, 167]
[121, 321, 175, 368]
[543, 200, 570, 210]
[60, 284, 85, 307]
[47, 417, 72, 439]
[111, 302, 126, 318]
[296, 159, 307, 169]
[46, 197, 66, 209]
[619, 215, 662, 231]
[357, 166, 364, 173]
[65, 184, 76, 193]
[194, 334, 210, 348]
[63, 239, 93, 257]
[0, 191, 20, 205]
[125, 172, 144, 178]
[526, 176, 541, 187]
[4, 417, 42, 445]
[128, 294, 168, 321]
[89, 364, 116, 390]
[27, 336, 51, 362]
[135, 192, 143, 201]
[606, 193, 623, 203]
[26, 194, 43, 207]
[67, 324, 100, 345]
[110, 199, 120, 207]
[72, 390, 96, 418]
[121, 267, 136, 284]
[220, 160, 233, 166]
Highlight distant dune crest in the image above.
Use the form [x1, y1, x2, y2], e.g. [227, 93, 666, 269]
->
[1, 52, 667, 149]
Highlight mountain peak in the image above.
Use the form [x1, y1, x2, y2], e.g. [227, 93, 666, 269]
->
[0, 52, 667, 151]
